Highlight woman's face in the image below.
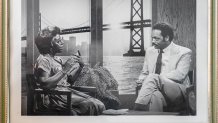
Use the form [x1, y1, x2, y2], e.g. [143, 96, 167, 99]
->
[51, 34, 64, 53]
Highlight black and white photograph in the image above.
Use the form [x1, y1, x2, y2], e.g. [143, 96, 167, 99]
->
[20, 0, 197, 116]
[8, 0, 209, 122]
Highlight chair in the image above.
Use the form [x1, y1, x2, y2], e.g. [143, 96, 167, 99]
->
[186, 70, 196, 115]
[26, 74, 97, 115]
[135, 70, 196, 115]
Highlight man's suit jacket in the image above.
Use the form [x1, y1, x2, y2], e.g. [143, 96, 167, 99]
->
[139, 42, 192, 89]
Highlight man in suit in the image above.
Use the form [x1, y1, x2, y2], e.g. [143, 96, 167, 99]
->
[134, 23, 192, 112]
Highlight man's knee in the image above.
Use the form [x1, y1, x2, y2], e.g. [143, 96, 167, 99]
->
[146, 74, 159, 80]
[141, 74, 161, 89]
[162, 83, 183, 102]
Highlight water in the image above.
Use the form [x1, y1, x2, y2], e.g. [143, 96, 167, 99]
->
[60, 56, 145, 94]
[103, 56, 144, 94]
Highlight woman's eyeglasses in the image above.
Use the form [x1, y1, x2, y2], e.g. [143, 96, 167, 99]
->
[53, 35, 63, 41]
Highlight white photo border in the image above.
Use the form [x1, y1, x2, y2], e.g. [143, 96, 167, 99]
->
[9, 0, 210, 123]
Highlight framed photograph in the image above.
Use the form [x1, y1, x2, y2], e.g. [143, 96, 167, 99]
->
[1, 0, 217, 122]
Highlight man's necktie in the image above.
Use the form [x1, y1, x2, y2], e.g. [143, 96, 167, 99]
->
[155, 49, 163, 74]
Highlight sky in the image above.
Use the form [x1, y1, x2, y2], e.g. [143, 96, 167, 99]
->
[22, 0, 152, 56]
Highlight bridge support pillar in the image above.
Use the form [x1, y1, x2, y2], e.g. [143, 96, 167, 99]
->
[123, 0, 146, 56]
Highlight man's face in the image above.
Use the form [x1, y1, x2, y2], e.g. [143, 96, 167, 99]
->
[151, 29, 170, 49]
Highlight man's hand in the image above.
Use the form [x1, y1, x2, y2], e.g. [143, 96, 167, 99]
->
[136, 79, 144, 87]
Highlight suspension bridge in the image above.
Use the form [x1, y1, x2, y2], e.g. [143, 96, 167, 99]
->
[22, 0, 151, 59]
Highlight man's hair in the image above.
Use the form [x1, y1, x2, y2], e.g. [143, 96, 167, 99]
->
[153, 23, 174, 41]
[35, 26, 61, 54]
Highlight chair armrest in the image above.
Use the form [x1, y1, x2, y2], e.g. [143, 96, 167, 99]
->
[186, 85, 196, 115]
[71, 86, 97, 93]
[186, 85, 194, 94]
[34, 89, 72, 95]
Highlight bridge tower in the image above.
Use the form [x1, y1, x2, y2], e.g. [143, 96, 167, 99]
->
[123, 0, 151, 56]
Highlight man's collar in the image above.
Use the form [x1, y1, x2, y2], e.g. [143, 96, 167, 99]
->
[162, 42, 173, 53]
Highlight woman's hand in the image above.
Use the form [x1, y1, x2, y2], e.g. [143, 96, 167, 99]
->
[62, 57, 76, 73]
[62, 55, 84, 73]
[71, 55, 85, 67]
[67, 63, 81, 84]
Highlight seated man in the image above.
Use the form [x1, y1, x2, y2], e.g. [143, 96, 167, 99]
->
[134, 23, 192, 112]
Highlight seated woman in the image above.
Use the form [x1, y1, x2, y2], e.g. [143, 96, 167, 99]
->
[34, 26, 105, 115]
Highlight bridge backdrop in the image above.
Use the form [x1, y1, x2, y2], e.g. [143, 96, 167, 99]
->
[24, 0, 196, 72]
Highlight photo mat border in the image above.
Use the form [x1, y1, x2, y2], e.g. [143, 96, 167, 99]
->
[0, 0, 217, 122]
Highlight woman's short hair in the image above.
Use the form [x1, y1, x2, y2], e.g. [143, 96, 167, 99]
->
[35, 26, 61, 54]
[153, 23, 174, 41]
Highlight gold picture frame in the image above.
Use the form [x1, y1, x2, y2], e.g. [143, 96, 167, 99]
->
[1, 0, 9, 123]
[212, 0, 218, 122]
[1, 0, 217, 122]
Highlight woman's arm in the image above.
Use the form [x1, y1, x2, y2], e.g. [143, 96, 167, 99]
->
[37, 68, 66, 89]
[38, 58, 81, 89]
[67, 63, 82, 84]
